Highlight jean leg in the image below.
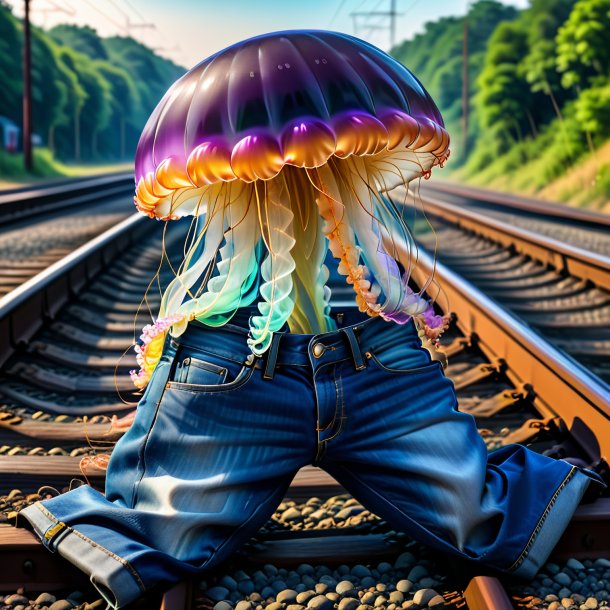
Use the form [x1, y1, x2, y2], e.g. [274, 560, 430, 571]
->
[320, 350, 606, 579]
[19, 358, 316, 609]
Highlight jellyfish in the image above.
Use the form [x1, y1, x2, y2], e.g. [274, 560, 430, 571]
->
[130, 29, 451, 390]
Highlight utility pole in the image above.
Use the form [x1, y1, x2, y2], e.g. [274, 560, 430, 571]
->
[351, 0, 400, 49]
[23, 0, 32, 171]
[462, 3, 470, 156]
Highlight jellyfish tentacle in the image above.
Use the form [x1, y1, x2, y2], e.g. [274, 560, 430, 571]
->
[287, 169, 335, 334]
[334, 156, 407, 321]
[247, 176, 297, 355]
[309, 165, 382, 316]
[157, 187, 229, 337]
[177, 184, 261, 329]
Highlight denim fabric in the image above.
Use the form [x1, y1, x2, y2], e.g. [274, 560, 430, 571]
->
[19, 307, 606, 609]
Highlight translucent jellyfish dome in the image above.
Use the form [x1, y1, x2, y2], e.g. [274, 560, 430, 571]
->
[131, 29, 451, 389]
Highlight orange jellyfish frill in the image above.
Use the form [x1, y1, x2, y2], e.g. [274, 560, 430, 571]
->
[131, 30, 451, 389]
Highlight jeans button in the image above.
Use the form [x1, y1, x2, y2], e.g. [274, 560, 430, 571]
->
[312, 342, 326, 358]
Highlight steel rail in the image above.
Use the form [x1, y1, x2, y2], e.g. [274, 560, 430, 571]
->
[0, 213, 147, 368]
[409, 245, 610, 462]
[420, 180, 610, 229]
[0, 172, 133, 225]
[393, 186, 610, 291]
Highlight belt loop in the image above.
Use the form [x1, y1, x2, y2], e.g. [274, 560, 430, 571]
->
[263, 332, 283, 380]
[341, 326, 366, 371]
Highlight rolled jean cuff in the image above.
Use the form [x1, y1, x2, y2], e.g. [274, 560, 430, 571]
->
[19, 501, 146, 609]
[508, 465, 601, 579]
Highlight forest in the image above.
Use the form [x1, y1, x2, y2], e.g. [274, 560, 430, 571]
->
[1, 0, 609, 207]
[392, 0, 610, 208]
[0, 1, 183, 174]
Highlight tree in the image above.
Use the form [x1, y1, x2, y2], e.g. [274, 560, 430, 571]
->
[556, 0, 610, 88]
[475, 21, 534, 148]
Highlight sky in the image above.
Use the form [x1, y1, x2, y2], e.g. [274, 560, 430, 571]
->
[6, 0, 530, 69]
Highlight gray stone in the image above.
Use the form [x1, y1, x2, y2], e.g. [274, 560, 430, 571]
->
[396, 580, 413, 594]
[377, 562, 392, 575]
[373, 596, 387, 607]
[282, 507, 302, 522]
[13, 605, 26, 610]
[361, 592, 377, 605]
[238, 581, 255, 595]
[320, 576, 337, 588]
[265, 564, 279, 576]
[273, 582, 289, 594]
[361, 577, 377, 589]
[573, 594, 586, 603]
[335, 506, 365, 520]
[35, 593, 57, 605]
[561, 598, 575, 609]
[261, 587, 276, 599]
[394, 553, 415, 569]
[594, 559, 610, 569]
[336, 581, 357, 597]
[375, 584, 387, 592]
[4, 595, 30, 606]
[287, 606, 305, 610]
[338, 598, 360, 610]
[546, 564, 561, 575]
[401, 602, 418, 609]
[407, 566, 428, 582]
[315, 584, 329, 595]
[307, 595, 334, 610]
[85, 601, 106, 610]
[585, 599, 599, 609]
[567, 559, 586, 571]
[234, 570, 250, 582]
[277, 591, 299, 605]
[548, 602, 561, 610]
[236, 601, 254, 610]
[326, 593, 340, 602]
[412, 589, 439, 606]
[428, 595, 446, 607]
[338, 565, 351, 576]
[419, 578, 436, 589]
[555, 573, 573, 587]
[297, 592, 316, 605]
[220, 576, 239, 591]
[266, 603, 284, 610]
[308, 509, 327, 522]
[317, 567, 333, 577]
[249, 593, 263, 602]
[386, 604, 396, 610]
[352, 565, 371, 579]
[389, 592, 404, 605]
[559, 588, 572, 599]
[546, 595, 560, 602]
[49, 602, 75, 610]
[208, 587, 231, 602]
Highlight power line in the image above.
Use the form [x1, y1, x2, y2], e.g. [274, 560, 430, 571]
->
[351, 0, 400, 48]
[328, 0, 346, 28]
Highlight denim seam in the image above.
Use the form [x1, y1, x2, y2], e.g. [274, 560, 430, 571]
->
[323, 362, 346, 443]
[34, 502, 146, 593]
[200, 483, 286, 571]
[166, 364, 256, 394]
[335, 463, 466, 557]
[132, 380, 170, 506]
[368, 352, 442, 376]
[505, 464, 577, 573]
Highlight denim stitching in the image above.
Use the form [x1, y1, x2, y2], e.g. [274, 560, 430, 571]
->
[34, 502, 146, 593]
[323, 362, 347, 443]
[166, 365, 256, 394]
[368, 352, 442, 376]
[505, 465, 577, 573]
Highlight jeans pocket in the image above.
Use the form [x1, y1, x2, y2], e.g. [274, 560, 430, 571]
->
[367, 341, 442, 375]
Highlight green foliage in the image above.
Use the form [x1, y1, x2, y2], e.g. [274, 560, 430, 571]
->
[573, 80, 610, 137]
[556, 0, 610, 88]
[0, 5, 184, 166]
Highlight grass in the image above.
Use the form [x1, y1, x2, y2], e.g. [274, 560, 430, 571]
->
[0, 148, 133, 190]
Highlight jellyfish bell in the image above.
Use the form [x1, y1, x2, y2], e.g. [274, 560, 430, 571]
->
[130, 29, 451, 390]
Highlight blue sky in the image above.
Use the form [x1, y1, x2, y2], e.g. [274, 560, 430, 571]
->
[8, 0, 530, 68]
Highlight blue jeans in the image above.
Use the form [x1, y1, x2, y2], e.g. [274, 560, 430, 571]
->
[19, 307, 606, 609]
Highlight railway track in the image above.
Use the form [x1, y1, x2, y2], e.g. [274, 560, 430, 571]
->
[0, 183, 608, 610]
[0, 173, 134, 297]
[391, 183, 610, 388]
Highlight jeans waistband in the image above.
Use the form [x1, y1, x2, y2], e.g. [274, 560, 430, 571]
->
[169, 306, 421, 377]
